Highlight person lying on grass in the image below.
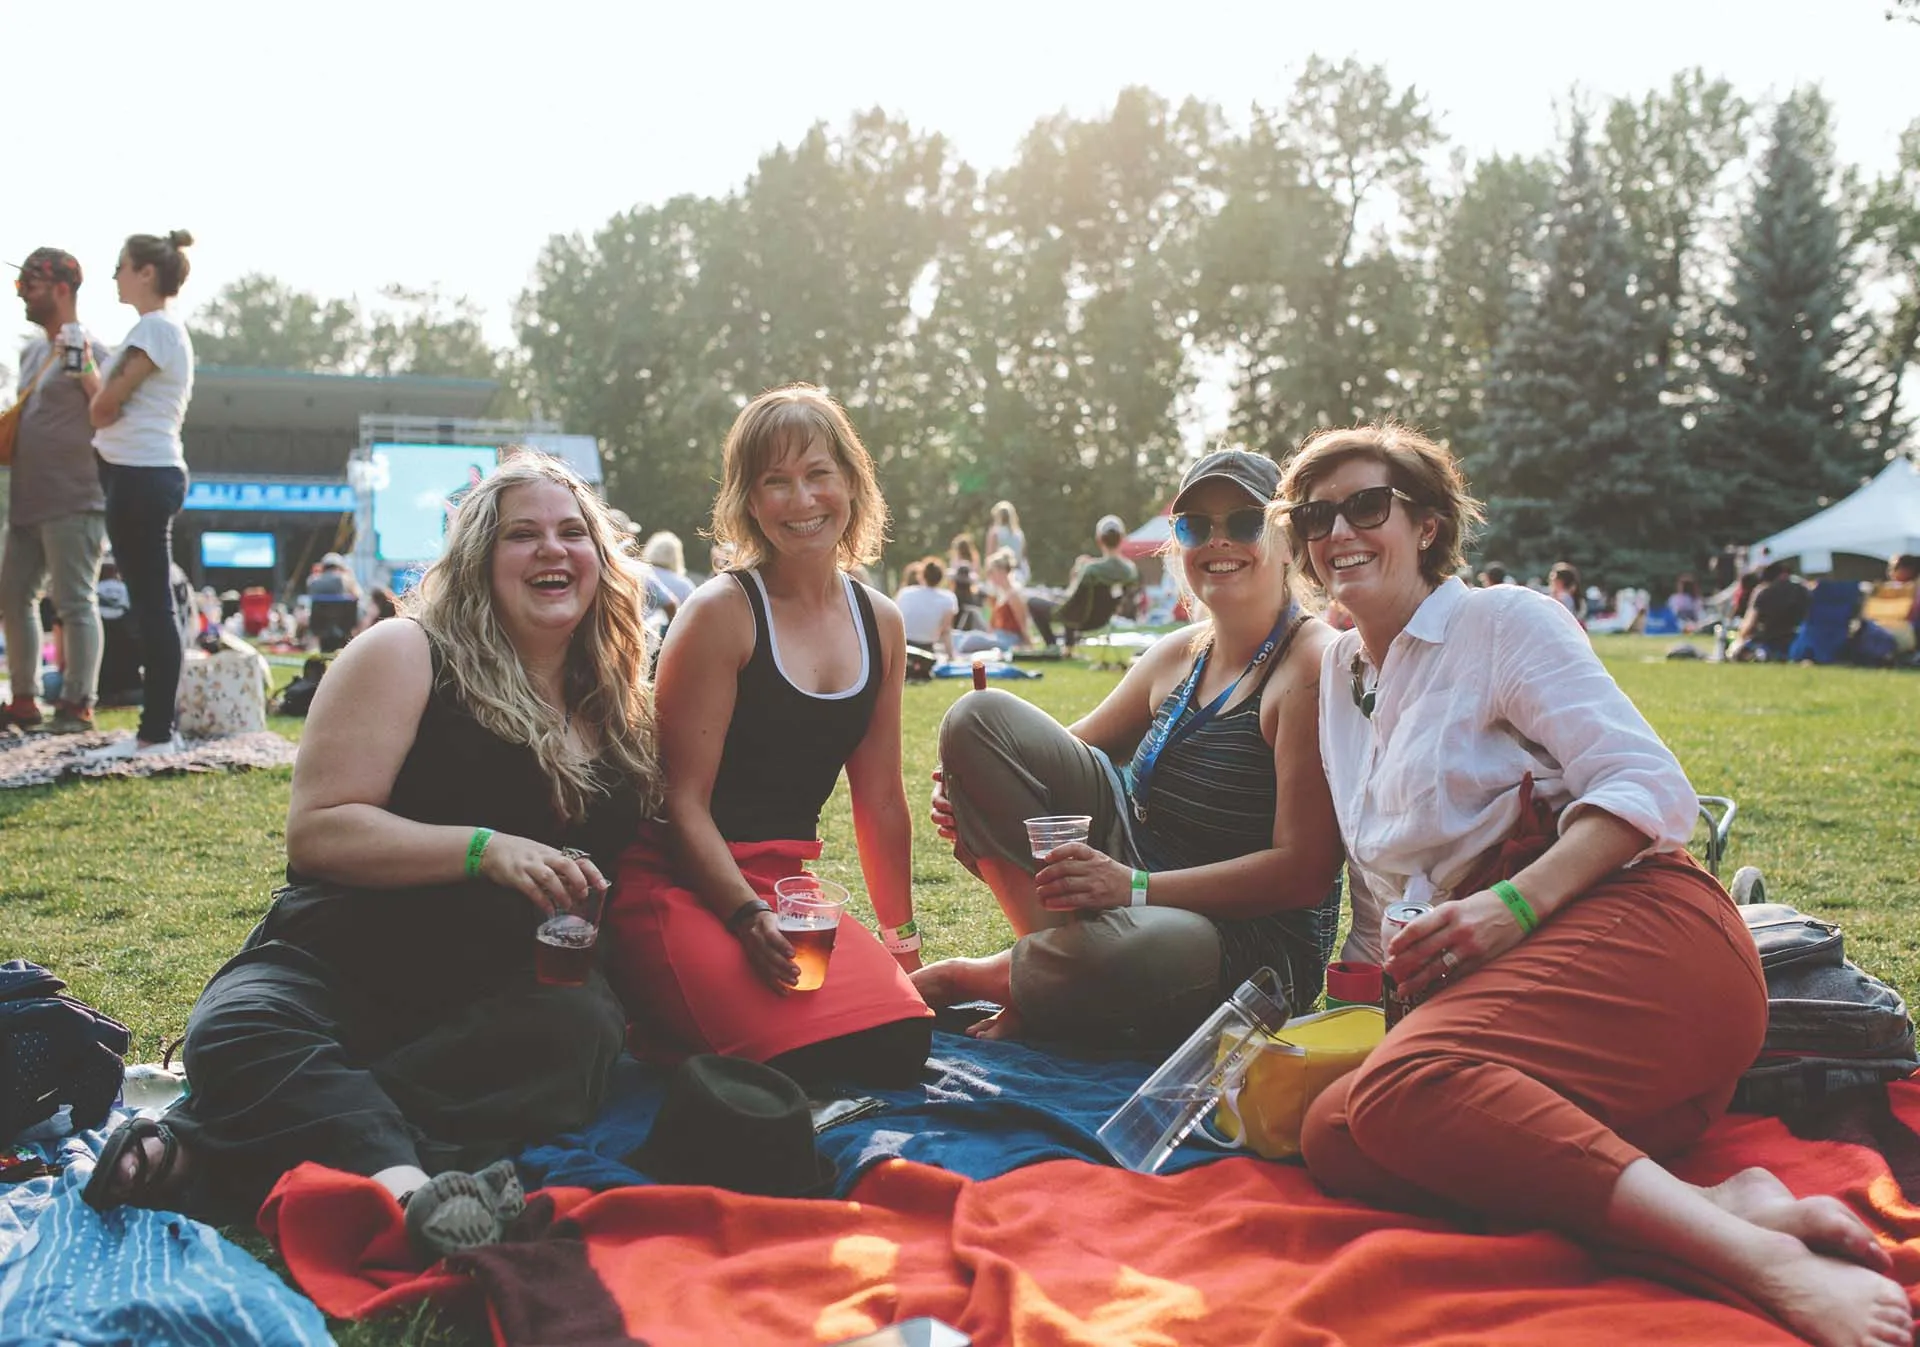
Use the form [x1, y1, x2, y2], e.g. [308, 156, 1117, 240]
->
[85, 453, 661, 1265]
[914, 448, 1344, 1044]
[1278, 422, 1909, 1347]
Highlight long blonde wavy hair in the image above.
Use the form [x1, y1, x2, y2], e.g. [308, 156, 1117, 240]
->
[405, 453, 662, 823]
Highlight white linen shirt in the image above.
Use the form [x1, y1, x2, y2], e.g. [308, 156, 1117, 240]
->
[1321, 577, 1699, 963]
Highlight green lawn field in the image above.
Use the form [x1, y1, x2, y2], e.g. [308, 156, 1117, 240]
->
[3, 633, 1916, 1345]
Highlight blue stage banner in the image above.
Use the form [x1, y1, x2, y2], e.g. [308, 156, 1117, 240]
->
[183, 481, 357, 513]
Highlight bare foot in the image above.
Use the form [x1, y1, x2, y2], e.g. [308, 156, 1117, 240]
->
[965, 1004, 1027, 1041]
[1701, 1168, 1893, 1273]
[910, 952, 1011, 1009]
[1743, 1233, 1912, 1347]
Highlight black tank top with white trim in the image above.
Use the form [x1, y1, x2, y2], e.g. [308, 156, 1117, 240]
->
[708, 569, 885, 842]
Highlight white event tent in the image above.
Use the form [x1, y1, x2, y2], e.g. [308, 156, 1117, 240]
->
[1749, 458, 1920, 569]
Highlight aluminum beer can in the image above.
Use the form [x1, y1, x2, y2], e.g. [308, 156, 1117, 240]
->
[60, 322, 86, 374]
[1380, 899, 1433, 1028]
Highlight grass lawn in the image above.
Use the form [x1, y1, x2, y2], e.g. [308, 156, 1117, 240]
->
[3, 634, 1917, 1344]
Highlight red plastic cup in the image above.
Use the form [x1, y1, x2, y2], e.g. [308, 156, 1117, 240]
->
[1325, 960, 1384, 1009]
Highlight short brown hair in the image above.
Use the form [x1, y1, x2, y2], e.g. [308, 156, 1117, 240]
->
[709, 384, 889, 572]
[1276, 422, 1483, 589]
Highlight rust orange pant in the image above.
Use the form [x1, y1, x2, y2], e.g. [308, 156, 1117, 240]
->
[1302, 835, 1768, 1231]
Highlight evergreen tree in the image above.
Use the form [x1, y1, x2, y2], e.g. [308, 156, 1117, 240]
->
[1697, 90, 1877, 550]
[1476, 117, 1692, 588]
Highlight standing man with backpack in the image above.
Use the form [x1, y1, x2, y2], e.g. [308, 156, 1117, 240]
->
[3, 249, 111, 733]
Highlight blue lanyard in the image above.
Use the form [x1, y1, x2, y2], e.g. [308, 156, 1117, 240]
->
[1131, 604, 1298, 823]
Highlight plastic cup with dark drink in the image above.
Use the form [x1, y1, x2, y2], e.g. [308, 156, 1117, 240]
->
[535, 848, 605, 987]
[773, 875, 849, 992]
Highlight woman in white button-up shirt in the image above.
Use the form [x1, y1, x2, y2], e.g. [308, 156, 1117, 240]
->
[1277, 425, 1907, 1347]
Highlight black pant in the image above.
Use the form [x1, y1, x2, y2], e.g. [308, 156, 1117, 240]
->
[1027, 595, 1057, 648]
[167, 927, 627, 1219]
[97, 460, 185, 742]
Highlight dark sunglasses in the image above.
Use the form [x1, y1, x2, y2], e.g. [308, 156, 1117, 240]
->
[1172, 507, 1267, 548]
[1286, 486, 1417, 541]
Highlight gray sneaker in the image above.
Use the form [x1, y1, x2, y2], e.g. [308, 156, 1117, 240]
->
[46, 706, 96, 735]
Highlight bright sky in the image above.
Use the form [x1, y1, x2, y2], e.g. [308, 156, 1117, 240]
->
[6, 0, 1916, 362]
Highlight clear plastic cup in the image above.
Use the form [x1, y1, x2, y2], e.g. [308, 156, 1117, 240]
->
[535, 848, 606, 987]
[774, 875, 849, 992]
[1024, 814, 1092, 862]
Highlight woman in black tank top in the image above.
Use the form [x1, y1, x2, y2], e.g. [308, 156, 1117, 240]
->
[604, 385, 932, 1087]
[915, 450, 1346, 1046]
[85, 457, 662, 1262]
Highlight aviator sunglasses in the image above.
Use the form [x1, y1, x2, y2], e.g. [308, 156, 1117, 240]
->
[1286, 485, 1417, 542]
[1172, 507, 1267, 548]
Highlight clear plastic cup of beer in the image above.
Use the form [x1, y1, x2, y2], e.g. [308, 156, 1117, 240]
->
[773, 875, 850, 992]
[1024, 814, 1092, 862]
[535, 848, 605, 987]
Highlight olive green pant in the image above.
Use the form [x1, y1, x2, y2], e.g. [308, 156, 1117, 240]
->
[940, 689, 1223, 1046]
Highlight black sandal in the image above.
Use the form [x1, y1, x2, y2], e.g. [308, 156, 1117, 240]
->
[82, 1116, 185, 1212]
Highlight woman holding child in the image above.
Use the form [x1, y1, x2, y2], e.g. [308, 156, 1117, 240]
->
[915, 449, 1344, 1044]
[1281, 424, 1908, 1347]
[603, 384, 932, 1087]
[86, 454, 658, 1262]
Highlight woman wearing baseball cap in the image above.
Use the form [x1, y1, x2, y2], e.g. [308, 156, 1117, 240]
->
[916, 448, 1344, 1044]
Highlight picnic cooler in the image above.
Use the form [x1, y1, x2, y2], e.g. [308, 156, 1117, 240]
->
[1211, 1004, 1386, 1159]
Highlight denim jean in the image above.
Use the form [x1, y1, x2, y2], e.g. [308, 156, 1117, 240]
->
[97, 460, 186, 742]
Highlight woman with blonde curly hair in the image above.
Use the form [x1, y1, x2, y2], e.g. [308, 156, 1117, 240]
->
[606, 384, 932, 1086]
[85, 454, 661, 1265]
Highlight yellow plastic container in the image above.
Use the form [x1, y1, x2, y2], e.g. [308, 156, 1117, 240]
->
[1211, 1004, 1387, 1160]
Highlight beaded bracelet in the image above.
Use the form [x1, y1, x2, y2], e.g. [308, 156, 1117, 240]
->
[1492, 879, 1539, 935]
[726, 899, 773, 935]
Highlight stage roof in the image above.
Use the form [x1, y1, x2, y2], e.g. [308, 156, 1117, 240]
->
[185, 366, 498, 434]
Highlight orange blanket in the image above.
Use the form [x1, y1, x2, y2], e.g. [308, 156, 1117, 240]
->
[262, 1084, 1920, 1345]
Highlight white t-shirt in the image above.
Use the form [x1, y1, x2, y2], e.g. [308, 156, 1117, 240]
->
[895, 584, 959, 646]
[93, 308, 195, 469]
[1319, 578, 1699, 963]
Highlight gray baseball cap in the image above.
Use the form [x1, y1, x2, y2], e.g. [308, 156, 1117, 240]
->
[1171, 449, 1280, 512]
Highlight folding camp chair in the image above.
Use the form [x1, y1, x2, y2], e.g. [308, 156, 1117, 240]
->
[1052, 577, 1138, 666]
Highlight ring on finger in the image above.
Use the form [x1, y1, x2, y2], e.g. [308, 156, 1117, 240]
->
[1440, 948, 1460, 975]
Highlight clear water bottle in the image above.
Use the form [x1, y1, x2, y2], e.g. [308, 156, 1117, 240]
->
[1713, 621, 1730, 662]
[1097, 966, 1290, 1174]
[120, 1063, 189, 1112]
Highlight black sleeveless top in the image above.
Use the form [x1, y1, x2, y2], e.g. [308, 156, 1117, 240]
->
[270, 629, 643, 986]
[708, 569, 884, 842]
[384, 639, 641, 873]
[1125, 615, 1340, 1005]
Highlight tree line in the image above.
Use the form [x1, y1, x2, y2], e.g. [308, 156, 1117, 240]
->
[186, 61, 1920, 589]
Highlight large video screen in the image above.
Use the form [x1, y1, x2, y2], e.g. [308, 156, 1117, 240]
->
[200, 532, 277, 569]
[369, 444, 500, 563]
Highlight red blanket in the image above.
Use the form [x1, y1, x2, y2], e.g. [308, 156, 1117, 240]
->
[262, 1085, 1920, 1346]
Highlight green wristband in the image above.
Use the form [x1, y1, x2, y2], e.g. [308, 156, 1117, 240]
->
[465, 827, 495, 879]
[1129, 868, 1150, 908]
[1492, 879, 1538, 935]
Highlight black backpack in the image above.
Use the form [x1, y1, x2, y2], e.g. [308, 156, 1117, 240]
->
[1734, 904, 1918, 1114]
[1, 960, 132, 1142]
